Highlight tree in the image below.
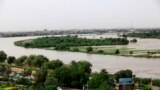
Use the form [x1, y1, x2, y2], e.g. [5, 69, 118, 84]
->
[16, 78, 32, 86]
[45, 85, 57, 90]
[115, 69, 133, 82]
[24, 68, 32, 77]
[44, 77, 58, 86]
[122, 34, 128, 39]
[68, 61, 92, 88]
[24, 43, 31, 48]
[33, 55, 49, 67]
[0, 65, 6, 75]
[115, 49, 120, 54]
[26, 55, 36, 67]
[0, 51, 7, 62]
[88, 69, 109, 89]
[54, 66, 71, 86]
[34, 68, 48, 84]
[76, 61, 92, 74]
[86, 47, 93, 53]
[0, 65, 11, 76]
[28, 84, 44, 90]
[5, 66, 11, 77]
[98, 81, 113, 90]
[7, 56, 16, 64]
[44, 60, 63, 70]
[15, 55, 28, 66]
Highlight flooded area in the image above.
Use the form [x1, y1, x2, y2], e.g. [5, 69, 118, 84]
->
[1, 34, 160, 78]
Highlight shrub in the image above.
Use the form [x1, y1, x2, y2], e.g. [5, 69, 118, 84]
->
[86, 47, 93, 53]
[130, 39, 137, 42]
[45, 85, 57, 90]
[141, 78, 151, 85]
[152, 79, 160, 87]
[16, 78, 32, 86]
[129, 51, 133, 55]
[73, 48, 79, 52]
[115, 49, 120, 54]
[97, 50, 104, 53]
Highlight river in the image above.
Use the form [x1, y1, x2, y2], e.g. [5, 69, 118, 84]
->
[0, 34, 160, 78]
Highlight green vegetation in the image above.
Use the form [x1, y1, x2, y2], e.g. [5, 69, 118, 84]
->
[86, 46, 93, 53]
[152, 79, 160, 87]
[7, 56, 16, 64]
[14, 36, 160, 58]
[115, 69, 132, 81]
[128, 31, 160, 38]
[115, 49, 120, 54]
[0, 50, 157, 90]
[88, 69, 114, 89]
[0, 51, 94, 90]
[0, 51, 7, 62]
[14, 36, 129, 50]
[130, 39, 137, 42]
[72, 46, 160, 58]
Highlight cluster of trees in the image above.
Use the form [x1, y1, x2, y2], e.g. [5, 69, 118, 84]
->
[0, 65, 11, 77]
[0, 51, 92, 89]
[0, 51, 135, 90]
[15, 36, 129, 50]
[22, 60, 92, 89]
[48, 61, 92, 88]
[1, 51, 158, 90]
[88, 69, 114, 89]
[0, 51, 50, 68]
[128, 31, 160, 38]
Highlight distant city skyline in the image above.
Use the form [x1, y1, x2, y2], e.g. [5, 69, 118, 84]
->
[0, 0, 160, 31]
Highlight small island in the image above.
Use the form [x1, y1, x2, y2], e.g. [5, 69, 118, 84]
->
[14, 35, 129, 49]
[14, 36, 160, 58]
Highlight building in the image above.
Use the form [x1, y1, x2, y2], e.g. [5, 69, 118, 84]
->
[119, 78, 134, 90]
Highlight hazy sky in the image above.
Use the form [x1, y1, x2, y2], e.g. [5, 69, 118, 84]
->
[0, 0, 160, 31]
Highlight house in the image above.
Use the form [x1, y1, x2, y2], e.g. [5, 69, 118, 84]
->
[119, 78, 134, 90]
[10, 67, 35, 79]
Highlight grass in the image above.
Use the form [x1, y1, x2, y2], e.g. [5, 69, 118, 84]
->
[0, 83, 15, 90]
[3, 87, 15, 90]
[28, 45, 160, 58]
[69, 46, 160, 58]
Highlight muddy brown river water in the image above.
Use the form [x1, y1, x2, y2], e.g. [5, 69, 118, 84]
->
[1, 34, 160, 78]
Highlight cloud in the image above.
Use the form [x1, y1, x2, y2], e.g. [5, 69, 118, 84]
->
[0, 0, 5, 11]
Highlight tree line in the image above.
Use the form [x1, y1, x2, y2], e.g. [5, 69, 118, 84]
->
[128, 31, 160, 38]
